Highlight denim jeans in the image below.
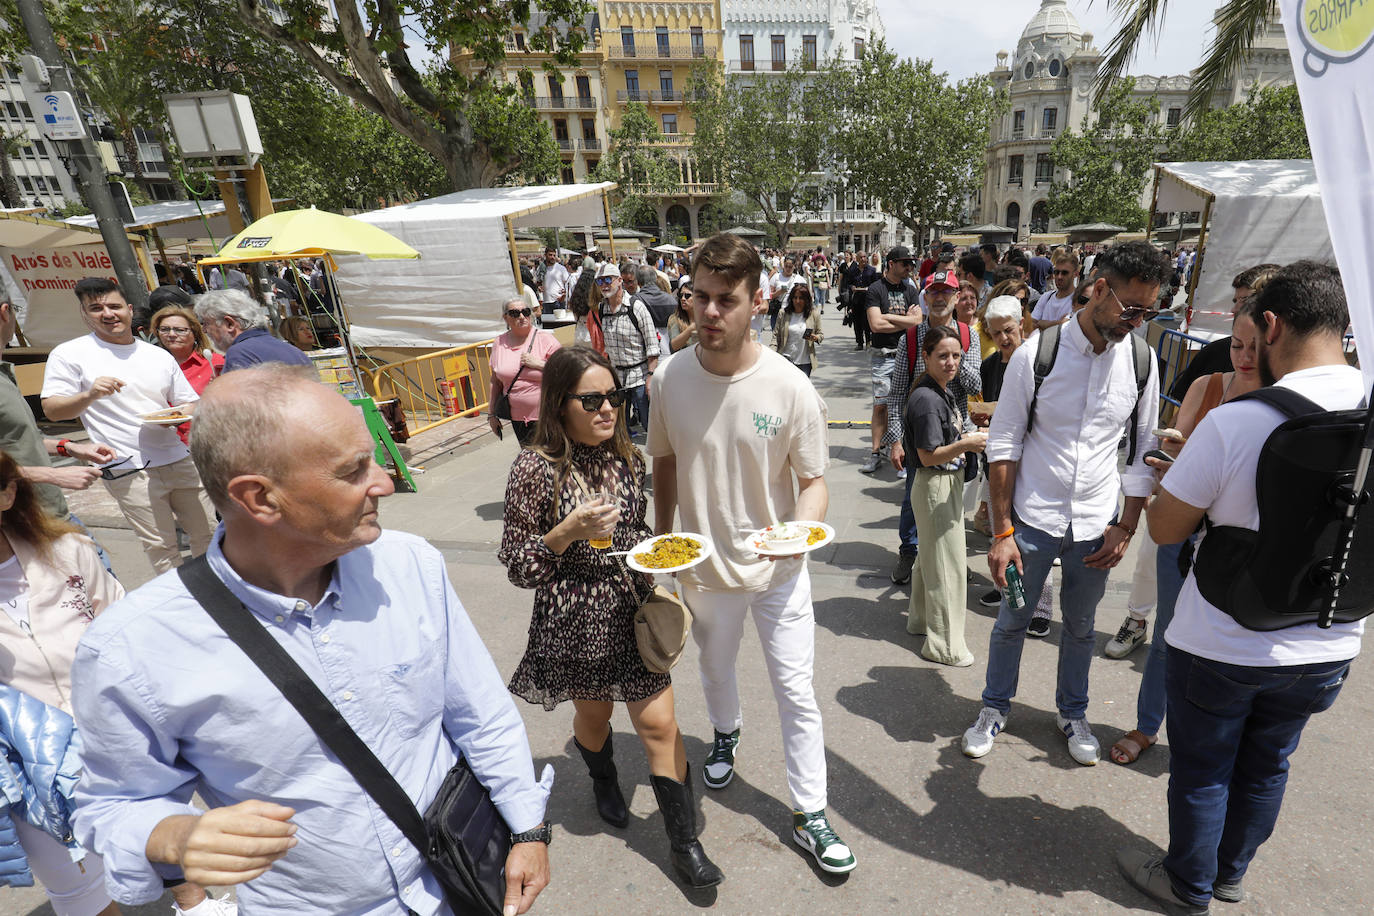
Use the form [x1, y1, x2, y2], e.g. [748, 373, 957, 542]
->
[1163, 646, 1351, 906]
[626, 383, 649, 436]
[1136, 537, 1188, 735]
[981, 518, 1109, 719]
[897, 466, 920, 556]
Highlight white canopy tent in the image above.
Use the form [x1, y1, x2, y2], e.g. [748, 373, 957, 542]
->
[1151, 160, 1334, 338]
[333, 183, 618, 348]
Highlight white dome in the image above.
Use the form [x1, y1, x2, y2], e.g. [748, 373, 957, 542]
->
[1019, 0, 1083, 44]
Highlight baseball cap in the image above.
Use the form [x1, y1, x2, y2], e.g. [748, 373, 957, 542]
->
[887, 245, 917, 263]
[595, 262, 620, 280]
[926, 269, 959, 291]
[940, 241, 956, 253]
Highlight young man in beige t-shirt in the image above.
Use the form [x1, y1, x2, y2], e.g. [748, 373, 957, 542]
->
[648, 233, 855, 876]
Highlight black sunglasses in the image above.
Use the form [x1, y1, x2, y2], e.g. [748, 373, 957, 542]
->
[567, 389, 628, 412]
[100, 456, 152, 481]
[505, 307, 532, 318]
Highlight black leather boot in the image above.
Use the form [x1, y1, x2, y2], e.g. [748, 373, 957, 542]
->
[650, 763, 724, 888]
[574, 729, 629, 828]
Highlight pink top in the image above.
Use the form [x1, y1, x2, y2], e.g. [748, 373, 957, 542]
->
[490, 330, 561, 422]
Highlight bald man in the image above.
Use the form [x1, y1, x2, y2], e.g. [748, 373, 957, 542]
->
[71, 366, 552, 916]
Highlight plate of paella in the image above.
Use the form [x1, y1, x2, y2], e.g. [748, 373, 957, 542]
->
[746, 521, 835, 557]
[624, 532, 714, 575]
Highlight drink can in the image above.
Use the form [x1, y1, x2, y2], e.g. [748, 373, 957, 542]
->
[1005, 562, 1026, 609]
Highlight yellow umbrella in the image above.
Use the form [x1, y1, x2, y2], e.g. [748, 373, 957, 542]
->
[198, 206, 419, 270]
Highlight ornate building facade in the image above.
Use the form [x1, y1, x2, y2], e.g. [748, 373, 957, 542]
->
[979, 0, 1295, 240]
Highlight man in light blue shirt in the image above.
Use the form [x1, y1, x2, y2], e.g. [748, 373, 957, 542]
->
[71, 365, 552, 916]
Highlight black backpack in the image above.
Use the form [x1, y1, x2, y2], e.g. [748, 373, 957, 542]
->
[1192, 386, 1374, 630]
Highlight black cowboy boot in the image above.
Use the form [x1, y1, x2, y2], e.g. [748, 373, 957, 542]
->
[574, 729, 629, 828]
[650, 763, 724, 888]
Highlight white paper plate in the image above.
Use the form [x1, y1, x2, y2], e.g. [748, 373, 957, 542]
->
[747, 521, 835, 557]
[141, 412, 191, 426]
[624, 532, 713, 574]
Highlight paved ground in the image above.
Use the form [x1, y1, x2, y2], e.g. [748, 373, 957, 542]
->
[6, 305, 1370, 914]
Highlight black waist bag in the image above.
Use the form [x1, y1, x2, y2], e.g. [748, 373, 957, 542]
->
[1193, 387, 1374, 630]
[177, 557, 511, 915]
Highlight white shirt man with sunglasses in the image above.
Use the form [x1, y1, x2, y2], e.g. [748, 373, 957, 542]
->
[964, 241, 1170, 766]
[41, 277, 216, 573]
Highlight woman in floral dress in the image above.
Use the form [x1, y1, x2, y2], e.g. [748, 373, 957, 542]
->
[499, 345, 722, 888]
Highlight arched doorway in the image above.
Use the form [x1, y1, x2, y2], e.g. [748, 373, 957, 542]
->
[1006, 202, 1021, 240]
[1031, 200, 1049, 234]
[665, 204, 691, 244]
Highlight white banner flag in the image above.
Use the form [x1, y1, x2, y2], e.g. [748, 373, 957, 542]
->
[1280, 1, 1374, 390]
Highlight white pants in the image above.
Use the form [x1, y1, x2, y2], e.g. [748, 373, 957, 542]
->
[1126, 525, 1159, 619]
[103, 455, 216, 573]
[680, 567, 827, 812]
[12, 818, 111, 915]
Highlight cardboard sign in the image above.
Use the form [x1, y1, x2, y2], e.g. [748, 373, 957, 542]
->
[2, 244, 120, 347]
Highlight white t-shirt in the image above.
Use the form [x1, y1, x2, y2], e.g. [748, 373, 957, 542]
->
[648, 346, 829, 592]
[42, 334, 198, 467]
[1162, 364, 1366, 666]
[0, 554, 29, 629]
[1031, 288, 1075, 323]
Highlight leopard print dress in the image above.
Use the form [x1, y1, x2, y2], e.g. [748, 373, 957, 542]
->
[499, 443, 667, 710]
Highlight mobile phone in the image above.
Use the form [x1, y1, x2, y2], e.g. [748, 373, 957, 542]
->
[1144, 448, 1174, 464]
[803, 328, 814, 340]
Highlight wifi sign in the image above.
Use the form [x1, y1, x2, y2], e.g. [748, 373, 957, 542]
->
[43, 94, 60, 111]
[30, 90, 84, 139]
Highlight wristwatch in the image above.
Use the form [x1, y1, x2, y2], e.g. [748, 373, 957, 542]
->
[510, 823, 552, 845]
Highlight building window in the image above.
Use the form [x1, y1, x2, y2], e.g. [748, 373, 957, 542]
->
[553, 119, 568, 141]
[621, 26, 635, 57]
[1031, 200, 1049, 233]
[1012, 109, 1025, 137]
[740, 35, 754, 70]
[518, 71, 534, 100]
[1048, 58, 1061, 77]
[1024, 61, 1035, 79]
[853, 37, 865, 59]
[625, 70, 639, 94]
[1008, 155, 1023, 185]
[802, 35, 817, 69]
[575, 75, 591, 101]
[1035, 153, 1053, 184]
[581, 118, 596, 141]
[771, 34, 785, 70]
[1167, 107, 1182, 128]
[547, 75, 563, 100]
[659, 70, 674, 96]
[691, 27, 704, 57]
[662, 113, 678, 134]
[1042, 107, 1057, 134]
[656, 27, 669, 57]
[514, 32, 526, 50]
[561, 166, 575, 184]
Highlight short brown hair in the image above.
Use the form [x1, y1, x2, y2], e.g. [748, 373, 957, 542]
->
[1232, 263, 1281, 290]
[1052, 248, 1080, 270]
[692, 233, 762, 296]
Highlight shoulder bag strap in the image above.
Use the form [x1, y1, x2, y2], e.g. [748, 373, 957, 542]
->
[176, 557, 431, 856]
[1123, 333, 1151, 466]
[1230, 385, 1326, 418]
[500, 332, 539, 396]
[1025, 323, 1062, 436]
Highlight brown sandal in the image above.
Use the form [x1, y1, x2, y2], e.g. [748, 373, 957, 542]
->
[1110, 730, 1157, 765]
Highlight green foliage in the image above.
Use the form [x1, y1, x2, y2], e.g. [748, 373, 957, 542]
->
[697, 191, 760, 237]
[1048, 78, 1169, 230]
[1168, 84, 1310, 162]
[835, 42, 1005, 240]
[591, 103, 680, 229]
[689, 58, 844, 248]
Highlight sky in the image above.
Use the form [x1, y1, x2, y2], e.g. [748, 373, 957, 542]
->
[875, 0, 1224, 83]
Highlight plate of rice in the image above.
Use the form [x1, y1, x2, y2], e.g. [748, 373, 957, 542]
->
[747, 521, 835, 557]
[625, 532, 713, 574]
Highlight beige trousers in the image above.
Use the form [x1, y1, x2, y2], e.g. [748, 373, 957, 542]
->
[907, 468, 974, 665]
[103, 454, 216, 573]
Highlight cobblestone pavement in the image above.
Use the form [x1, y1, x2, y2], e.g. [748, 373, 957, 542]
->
[6, 307, 1368, 914]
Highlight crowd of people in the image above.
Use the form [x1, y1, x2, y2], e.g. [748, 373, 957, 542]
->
[0, 223, 1362, 916]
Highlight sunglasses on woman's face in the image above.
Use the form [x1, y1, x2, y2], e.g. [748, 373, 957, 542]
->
[506, 307, 532, 318]
[567, 389, 628, 412]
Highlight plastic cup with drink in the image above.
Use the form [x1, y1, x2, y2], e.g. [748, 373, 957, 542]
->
[587, 490, 617, 549]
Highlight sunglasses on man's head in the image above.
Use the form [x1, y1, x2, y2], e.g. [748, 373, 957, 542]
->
[506, 307, 532, 318]
[567, 389, 628, 412]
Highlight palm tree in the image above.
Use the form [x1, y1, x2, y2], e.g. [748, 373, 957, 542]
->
[1095, 0, 1280, 116]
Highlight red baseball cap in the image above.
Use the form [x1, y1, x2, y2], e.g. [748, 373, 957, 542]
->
[926, 269, 959, 291]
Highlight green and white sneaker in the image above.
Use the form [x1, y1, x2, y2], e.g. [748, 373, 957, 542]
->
[792, 810, 857, 874]
[702, 729, 740, 789]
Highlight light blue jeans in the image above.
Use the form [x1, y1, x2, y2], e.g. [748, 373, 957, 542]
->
[981, 517, 1110, 719]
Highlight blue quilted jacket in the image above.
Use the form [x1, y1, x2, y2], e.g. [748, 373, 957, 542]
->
[0, 684, 86, 887]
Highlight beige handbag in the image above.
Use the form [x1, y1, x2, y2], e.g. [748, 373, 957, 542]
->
[634, 585, 692, 673]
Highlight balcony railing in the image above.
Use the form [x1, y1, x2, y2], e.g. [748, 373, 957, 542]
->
[1007, 176, 1023, 187]
[1041, 126, 1058, 137]
[1011, 127, 1024, 139]
[555, 139, 576, 153]
[579, 138, 602, 151]
[608, 36, 713, 61]
[525, 95, 598, 111]
[616, 89, 693, 104]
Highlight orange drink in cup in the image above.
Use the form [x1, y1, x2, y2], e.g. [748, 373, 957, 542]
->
[588, 491, 616, 549]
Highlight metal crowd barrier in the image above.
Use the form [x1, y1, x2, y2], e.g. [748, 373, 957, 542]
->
[368, 340, 496, 436]
[1155, 326, 1214, 420]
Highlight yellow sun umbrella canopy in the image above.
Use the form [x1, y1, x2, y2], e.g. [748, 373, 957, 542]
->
[200, 206, 420, 269]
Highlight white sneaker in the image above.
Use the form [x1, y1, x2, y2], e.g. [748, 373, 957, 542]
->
[961, 707, 1007, 758]
[174, 893, 237, 915]
[1056, 714, 1100, 766]
[1104, 616, 1149, 659]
